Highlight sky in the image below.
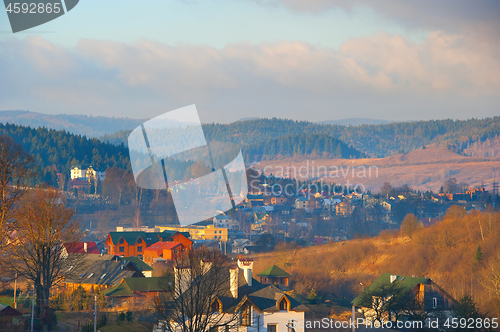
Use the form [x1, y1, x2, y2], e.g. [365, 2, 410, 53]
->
[0, 0, 499, 124]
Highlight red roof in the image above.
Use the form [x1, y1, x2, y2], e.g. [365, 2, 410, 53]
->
[65, 242, 100, 254]
[145, 241, 182, 255]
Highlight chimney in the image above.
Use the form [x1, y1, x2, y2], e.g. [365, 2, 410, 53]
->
[174, 266, 192, 296]
[390, 275, 398, 283]
[83, 242, 87, 253]
[230, 267, 238, 298]
[238, 257, 253, 287]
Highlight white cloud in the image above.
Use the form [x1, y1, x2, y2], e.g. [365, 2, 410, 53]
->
[0, 30, 499, 122]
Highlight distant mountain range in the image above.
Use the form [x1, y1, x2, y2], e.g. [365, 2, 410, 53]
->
[0, 110, 143, 137]
[318, 118, 392, 126]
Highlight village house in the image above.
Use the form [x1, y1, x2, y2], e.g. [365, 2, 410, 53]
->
[155, 225, 227, 242]
[257, 265, 291, 290]
[270, 195, 287, 205]
[213, 215, 239, 231]
[70, 165, 106, 181]
[143, 241, 186, 265]
[245, 194, 264, 208]
[106, 231, 158, 257]
[0, 304, 24, 331]
[61, 254, 144, 293]
[102, 277, 167, 308]
[106, 230, 192, 258]
[352, 273, 457, 324]
[336, 201, 354, 216]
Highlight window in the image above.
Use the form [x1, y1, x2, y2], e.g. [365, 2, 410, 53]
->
[119, 246, 124, 253]
[268, 324, 277, 332]
[433, 297, 437, 309]
[137, 246, 143, 252]
[211, 300, 220, 313]
[279, 299, 287, 311]
[119, 238, 124, 244]
[241, 304, 251, 326]
[137, 238, 143, 244]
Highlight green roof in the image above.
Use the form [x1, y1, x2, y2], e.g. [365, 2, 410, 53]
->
[247, 194, 263, 200]
[102, 282, 132, 297]
[102, 277, 166, 297]
[158, 230, 190, 241]
[119, 257, 153, 272]
[109, 231, 158, 246]
[352, 273, 430, 306]
[257, 265, 291, 278]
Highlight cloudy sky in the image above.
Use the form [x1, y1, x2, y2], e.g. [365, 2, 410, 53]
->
[0, 0, 499, 123]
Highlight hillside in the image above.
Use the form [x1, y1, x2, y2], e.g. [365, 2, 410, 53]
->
[100, 117, 500, 158]
[256, 147, 500, 192]
[0, 122, 131, 185]
[251, 208, 500, 316]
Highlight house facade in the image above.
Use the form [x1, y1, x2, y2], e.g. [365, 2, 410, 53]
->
[71, 166, 106, 181]
[213, 215, 239, 231]
[106, 230, 192, 258]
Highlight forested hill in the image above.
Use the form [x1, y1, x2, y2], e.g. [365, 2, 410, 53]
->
[101, 117, 500, 158]
[242, 134, 364, 162]
[0, 123, 361, 186]
[0, 123, 131, 184]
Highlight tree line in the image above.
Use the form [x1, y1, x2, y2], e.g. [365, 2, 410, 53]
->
[100, 116, 500, 158]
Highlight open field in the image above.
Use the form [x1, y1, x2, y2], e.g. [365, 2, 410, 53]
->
[255, 147, 500, 192]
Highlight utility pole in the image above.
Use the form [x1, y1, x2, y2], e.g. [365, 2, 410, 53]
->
[13, 273, 17, 309]
[31, 290, 35, 332]
[94, 295, 97, 332]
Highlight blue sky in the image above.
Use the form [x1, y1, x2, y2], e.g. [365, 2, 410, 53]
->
[0, 0, 499, 123]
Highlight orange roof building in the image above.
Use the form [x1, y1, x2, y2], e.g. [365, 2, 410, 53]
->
[143, 241, 185, 264]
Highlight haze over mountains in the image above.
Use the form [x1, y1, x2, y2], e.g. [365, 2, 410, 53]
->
[317, 118, 392, 126]
[0, 110, 144, 137]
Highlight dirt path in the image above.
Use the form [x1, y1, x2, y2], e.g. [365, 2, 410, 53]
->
[56, 321, 77, 332]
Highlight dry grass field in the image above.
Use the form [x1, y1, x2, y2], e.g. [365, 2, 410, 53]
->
[255, 147, 500, 192]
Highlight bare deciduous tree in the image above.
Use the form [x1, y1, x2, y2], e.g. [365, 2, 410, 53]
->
[6, 188, 82, 328]
[156, 248, 240, 332]
[0, 135, 36, 253]
[401, 213, 423, 239]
